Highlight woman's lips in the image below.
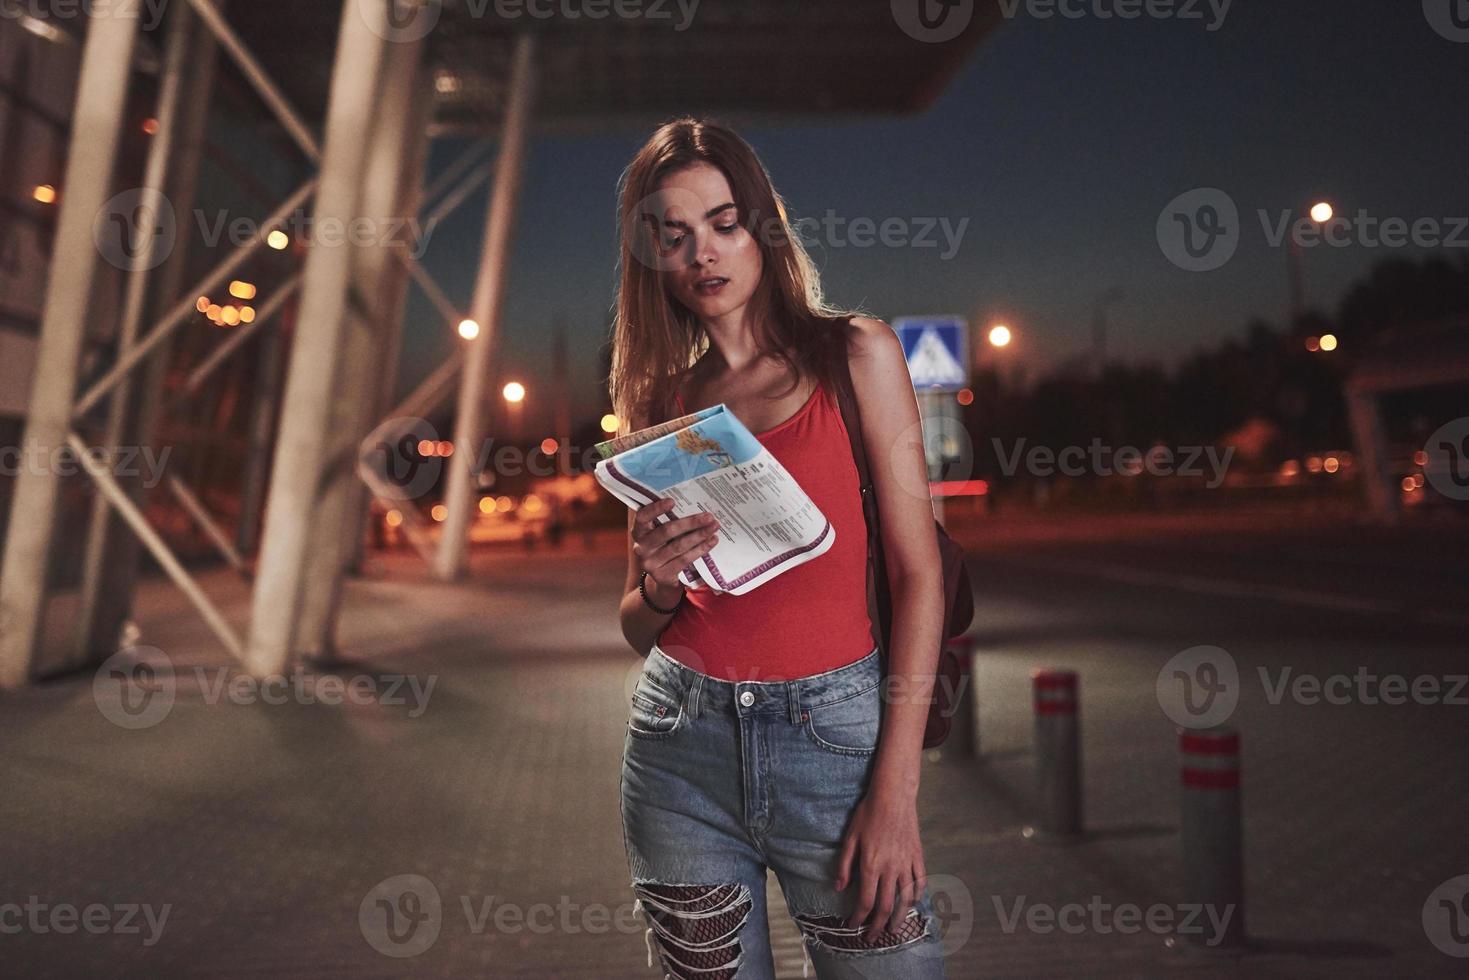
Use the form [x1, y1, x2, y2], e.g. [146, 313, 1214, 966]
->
[693, 277, 729, 297]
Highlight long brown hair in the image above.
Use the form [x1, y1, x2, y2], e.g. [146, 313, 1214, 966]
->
[607, 116, 867, 432]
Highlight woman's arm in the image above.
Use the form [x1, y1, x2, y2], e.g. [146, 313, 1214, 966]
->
[833, 315, 947, 936]
[620, 501, 689, 656]
[847, 315, 946, 793]
[618, 408, 723, 655]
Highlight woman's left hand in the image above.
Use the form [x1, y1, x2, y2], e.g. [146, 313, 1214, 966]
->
[833, 784, 927, 938]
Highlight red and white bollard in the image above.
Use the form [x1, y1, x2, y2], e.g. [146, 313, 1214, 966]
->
[1176, 727, 1246, 949]
[1025, 669, 1083, 841]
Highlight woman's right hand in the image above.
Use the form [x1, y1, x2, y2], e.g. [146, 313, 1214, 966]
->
[632, 498, 720, 592]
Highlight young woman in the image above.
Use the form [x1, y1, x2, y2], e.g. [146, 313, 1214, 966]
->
[609, 117, 949, 980]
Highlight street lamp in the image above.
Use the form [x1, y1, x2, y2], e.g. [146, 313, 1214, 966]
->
[988, 324, 1012, 348]
[1289, 199, 1333, 324]
[503, 381, 526, 443]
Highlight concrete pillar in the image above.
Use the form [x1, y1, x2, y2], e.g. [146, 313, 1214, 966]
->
[241, 0, 391, 678]
[1346, 387, 1398, 524]
[348, 69, 435, 574]
[0, 8, 141, 689]
[73, 0, 198, 674]
[236, 302, 287, 557]
[294, 29, 427, 663]
[434, 33, 538, 582]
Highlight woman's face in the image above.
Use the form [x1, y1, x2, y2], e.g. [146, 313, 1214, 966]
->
[647, 162, 764, 321]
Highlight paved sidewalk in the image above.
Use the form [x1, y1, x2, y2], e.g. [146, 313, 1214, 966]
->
[0, 527, 1463, 977]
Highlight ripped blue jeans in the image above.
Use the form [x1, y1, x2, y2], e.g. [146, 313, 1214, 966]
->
[620, 642, 948, 979]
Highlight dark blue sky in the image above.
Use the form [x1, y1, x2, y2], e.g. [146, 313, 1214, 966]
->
[400, 0, 1468, 433]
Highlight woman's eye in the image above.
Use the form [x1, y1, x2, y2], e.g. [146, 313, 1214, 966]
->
[662, 232, 686, 248]
[715, 223, 738, 234]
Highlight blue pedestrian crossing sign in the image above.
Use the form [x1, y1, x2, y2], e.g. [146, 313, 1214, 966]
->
[894, 316, 969, 389]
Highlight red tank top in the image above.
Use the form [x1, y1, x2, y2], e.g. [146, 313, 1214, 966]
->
[656, 379, 875, 681]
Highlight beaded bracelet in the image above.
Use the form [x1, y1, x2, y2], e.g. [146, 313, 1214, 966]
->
[638, 570, 684, 614]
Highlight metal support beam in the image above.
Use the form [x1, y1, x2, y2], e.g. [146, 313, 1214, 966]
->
[348, 61, 436, 574]
[66, 434, 244, 659]
[185, 0, 320, 160]
[295, 26, 428, 662]
[165, 474, 250, 577]
[71, 179, 316, 419]
[73, 1, 194, 671]
[241, 0, 392, 678]
[434, 33, 538, 582]
[1346, 387, 1399, 524]
[177, 275, 301, 398]
[0, 8, 141, 689]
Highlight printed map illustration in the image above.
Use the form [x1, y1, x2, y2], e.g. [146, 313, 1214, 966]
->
[675, 426, 733, 468]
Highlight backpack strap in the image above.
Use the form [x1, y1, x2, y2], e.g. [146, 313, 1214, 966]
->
[828, 323, 891, 662]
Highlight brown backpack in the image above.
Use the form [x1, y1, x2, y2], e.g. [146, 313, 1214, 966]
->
[828, 334, 975, 748]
